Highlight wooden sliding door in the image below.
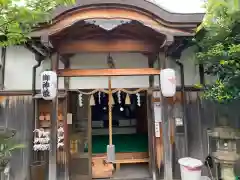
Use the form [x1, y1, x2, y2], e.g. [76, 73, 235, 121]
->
[69, 92, 92, 180]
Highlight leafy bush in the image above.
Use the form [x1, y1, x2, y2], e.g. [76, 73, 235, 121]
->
[0, 128, 24, 171]
[195, 0, 240, 103]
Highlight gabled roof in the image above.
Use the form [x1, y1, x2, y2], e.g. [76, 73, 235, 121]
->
[28, 0, 205, 56]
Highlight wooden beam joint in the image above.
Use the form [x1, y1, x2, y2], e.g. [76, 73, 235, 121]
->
[57, 39, 158, 54]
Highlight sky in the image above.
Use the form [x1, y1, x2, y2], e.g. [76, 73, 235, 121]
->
[12, 0, 206, 14]
[146, 0, 205, 13]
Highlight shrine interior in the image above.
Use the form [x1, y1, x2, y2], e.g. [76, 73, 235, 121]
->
[68, 90, 150, 179]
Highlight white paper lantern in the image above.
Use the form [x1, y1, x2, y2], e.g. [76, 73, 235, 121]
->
[40, 71, 57, 100]
[160, 68, 176, 97]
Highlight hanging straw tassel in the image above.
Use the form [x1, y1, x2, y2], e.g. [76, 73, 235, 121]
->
[111, 94, 115, 105]
[125, 93, 131, 105]
[90, 95, 95, 106]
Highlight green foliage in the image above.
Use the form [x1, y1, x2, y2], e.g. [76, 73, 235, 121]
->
[0, 131, 25, 171]
[0, 0, 75, 46]
[0, 139, 24, 170]
[195, 0, 240, 103]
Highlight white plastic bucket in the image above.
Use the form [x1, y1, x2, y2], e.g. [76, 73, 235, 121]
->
[178, 157, 203, 180]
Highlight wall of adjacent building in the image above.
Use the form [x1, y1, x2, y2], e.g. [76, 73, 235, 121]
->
[4, 46, 38, 90]
[3, 45, 201, 91]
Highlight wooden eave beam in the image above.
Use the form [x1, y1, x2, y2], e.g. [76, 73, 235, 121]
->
[56, 39, 159, 54]
[60, 54, 72, 66]
[167, 37, 191, 58]
[58, 68, 160, 77]
[25, 42, 48, 57]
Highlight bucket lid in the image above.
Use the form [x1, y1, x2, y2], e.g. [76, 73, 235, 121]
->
[178, 157, 203, 168]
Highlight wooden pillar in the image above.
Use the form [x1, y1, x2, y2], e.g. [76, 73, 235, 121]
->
[63, 58, 70, 179]
[199, 64, 205, 86]
[0, 47, 6, 90]
[49, 53, 59, 180]
[160, 47, 173, 180]
[147, 54, 157, 180]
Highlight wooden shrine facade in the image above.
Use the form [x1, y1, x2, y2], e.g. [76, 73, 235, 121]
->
[28, 3, 202, 84]
[26, 1, 203, 180]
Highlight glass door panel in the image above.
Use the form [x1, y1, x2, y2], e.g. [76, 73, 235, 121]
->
[69, 92, 91, 180]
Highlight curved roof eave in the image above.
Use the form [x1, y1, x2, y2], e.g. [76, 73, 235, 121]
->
[30, 7, 196, 38]
[51, 0, 204, 23]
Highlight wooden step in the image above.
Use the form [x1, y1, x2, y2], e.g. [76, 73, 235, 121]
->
[115, 158, 149, 171]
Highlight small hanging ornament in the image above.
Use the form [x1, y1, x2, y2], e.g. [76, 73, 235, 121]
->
[78, 93, 83, 107]
[117, 91, 121, 104]
[136, 93, 141, 106]
[90, 94, 95, 106]
[57, 127, 64, 149]
[118, 91, 124, 111]
[125, 93, 131, 105]
[102, 93, 107, 110]
[98, 91, 101, 104]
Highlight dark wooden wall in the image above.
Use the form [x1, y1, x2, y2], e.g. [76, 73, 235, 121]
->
[0, 96, 34, 180]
